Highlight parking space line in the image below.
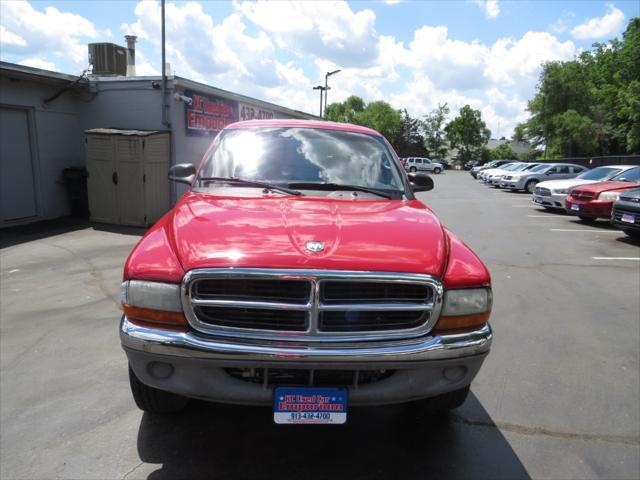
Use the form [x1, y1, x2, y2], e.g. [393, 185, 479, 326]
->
[550, 228, 619, 233]
[592, 257, 640, 261]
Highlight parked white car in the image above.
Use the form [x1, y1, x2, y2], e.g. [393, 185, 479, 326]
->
[477, 161, 520, 182]
[405, 157, 444, 174]
[483, 163, 541, 186]
[533, 165, 639, 209]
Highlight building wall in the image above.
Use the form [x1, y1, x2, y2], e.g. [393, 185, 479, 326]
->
[0, 74, 85, 224]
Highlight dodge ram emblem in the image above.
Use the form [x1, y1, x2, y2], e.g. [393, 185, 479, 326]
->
[305, 241, 325, 253]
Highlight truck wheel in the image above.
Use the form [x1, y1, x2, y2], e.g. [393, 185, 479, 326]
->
[434, 167, 442, 174]
[411, 385, 470, 414]
[525, 180, 538, 193]
[409, 166, 417, 173]
[129, 366, 189, 413]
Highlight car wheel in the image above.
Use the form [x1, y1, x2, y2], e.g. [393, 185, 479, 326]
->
[623, 229, 640, 239]
[434, 167, 442, 174]
[409, 385, 470, 414]
[129, 365, 189, 414]
[578, 216, 596, 223]
[409, 166, 417, 173]
[525, 180, 538, 193]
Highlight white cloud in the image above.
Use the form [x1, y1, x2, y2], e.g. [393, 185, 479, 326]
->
[17, 57, 56, 71]
[236, 1, 380, 67]
[0, 25, 27, 47]
[571, 5, 626, 40]
[473, 0, 500, 19]
[0, 1, 98, 67]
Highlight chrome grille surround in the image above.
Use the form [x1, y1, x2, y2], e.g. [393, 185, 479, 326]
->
[181, 268, 443, 343]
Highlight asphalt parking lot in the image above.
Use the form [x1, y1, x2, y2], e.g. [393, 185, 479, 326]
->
[1, 171, 639, 480]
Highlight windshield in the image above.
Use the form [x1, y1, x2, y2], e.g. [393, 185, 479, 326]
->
[611, 166, 640, 183]
[501, 163, 523, 171]
[577, 167, 622, 181]
[197, 127, 406, 196]
[528, 164, 552, 173]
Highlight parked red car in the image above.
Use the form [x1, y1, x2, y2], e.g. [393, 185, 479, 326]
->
[120, 119, 493, 422]
[565, 166, 640, 221]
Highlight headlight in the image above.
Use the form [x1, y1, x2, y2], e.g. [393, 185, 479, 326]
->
[435, 287, 492, 333]
[598, 191, 620, 201]
[442, 288, 492, 316]
[121, 280, 186, 326]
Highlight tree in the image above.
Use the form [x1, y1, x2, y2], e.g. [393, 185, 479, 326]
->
[488, 143, 518, 160]
[421, 103, 450, 159]
[325, 96, 404, 151]
[395, 109, 428, 157]
[445, 105, 491, 162]
[523, 17, 640, 156]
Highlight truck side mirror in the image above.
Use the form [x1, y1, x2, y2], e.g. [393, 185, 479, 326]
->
[408, 172, 434, 192]
[168, 163, 196, 185]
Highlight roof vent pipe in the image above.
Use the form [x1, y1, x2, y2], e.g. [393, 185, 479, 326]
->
[125, 35, 137, 76]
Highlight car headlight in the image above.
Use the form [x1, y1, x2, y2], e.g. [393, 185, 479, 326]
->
[435, 288, 492, 333]
[598, 191, 620, 201]
[121, 280, 186, 327]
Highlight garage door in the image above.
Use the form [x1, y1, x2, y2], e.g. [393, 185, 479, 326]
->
[1, 108, 37, 223]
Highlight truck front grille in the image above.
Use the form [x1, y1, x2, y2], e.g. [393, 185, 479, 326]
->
[183, 269, 443, 342]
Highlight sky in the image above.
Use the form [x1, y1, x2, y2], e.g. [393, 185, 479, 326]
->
[1, 0, 639, 138]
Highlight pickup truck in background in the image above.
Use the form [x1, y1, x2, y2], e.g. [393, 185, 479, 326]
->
[120, 119, 493, 424]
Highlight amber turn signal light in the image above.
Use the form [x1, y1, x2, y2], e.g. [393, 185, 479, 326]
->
[123, 304, 188, 327]
[433, 311, 490, 334]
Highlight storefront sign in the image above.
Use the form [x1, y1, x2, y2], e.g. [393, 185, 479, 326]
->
[239, 102, 275, 121]
[184, 90, 238, 136]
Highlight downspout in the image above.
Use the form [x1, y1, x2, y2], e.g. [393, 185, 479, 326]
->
[161, 0, 170, 128]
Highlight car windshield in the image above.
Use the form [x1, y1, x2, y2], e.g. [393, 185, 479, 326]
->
[611, 166, 640, 183]
[502, 163, 524, 171]
[528, 164, 552, 173]
[577, 167, 622, 180]
[196, 127, 406, 196]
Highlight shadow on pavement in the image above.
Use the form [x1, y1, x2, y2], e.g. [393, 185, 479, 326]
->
[0, 217, 89, 248]
[136, 392, 529, 480]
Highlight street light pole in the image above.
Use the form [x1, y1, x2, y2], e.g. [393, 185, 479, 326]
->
[324, 69, 341, 118]
[312, 85, 324, 117]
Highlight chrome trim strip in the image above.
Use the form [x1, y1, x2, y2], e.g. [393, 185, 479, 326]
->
[180, 268, 443, 343]
[120, 316, 491, 363]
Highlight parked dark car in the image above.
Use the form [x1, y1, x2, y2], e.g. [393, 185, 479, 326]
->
[465, 161, 480, 171]
[611, 188, 640, 238]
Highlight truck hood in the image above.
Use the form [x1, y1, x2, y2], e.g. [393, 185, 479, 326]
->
[168, 192, 447, 276]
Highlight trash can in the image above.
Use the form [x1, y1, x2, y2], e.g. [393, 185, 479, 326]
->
[62, 166, 89, 218]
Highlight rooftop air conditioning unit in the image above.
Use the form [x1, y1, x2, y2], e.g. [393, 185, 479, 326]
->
[88, 43, 127, 76]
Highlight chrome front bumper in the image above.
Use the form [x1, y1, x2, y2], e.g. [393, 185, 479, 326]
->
[121, 317, 492, 405]
[120, 316, 492, 364]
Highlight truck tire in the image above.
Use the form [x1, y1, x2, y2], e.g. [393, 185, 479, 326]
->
[411, 385, 470, 414]
[434, 167, 442, 174]
[129, 366, 189, 413]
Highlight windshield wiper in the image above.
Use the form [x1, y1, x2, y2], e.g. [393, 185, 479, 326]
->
[198, 177, 303, 196]
[287, 182, 398, 199]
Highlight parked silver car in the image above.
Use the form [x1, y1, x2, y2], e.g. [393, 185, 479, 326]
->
[483, 162, 541, 186]
[499, 163, 587, 193]
[405, 157, 444, 174]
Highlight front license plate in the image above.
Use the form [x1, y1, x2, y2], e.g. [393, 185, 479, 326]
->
[571, 204, 580, 211]
[274, 387, 347, 425]
[534, 196, 543, 204]
[621, 213, 636, 223]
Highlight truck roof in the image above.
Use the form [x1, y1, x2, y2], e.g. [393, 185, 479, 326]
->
[225, 119, 382, 137]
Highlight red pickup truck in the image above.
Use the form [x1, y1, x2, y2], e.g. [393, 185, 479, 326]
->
[120, 120, 492, 423]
